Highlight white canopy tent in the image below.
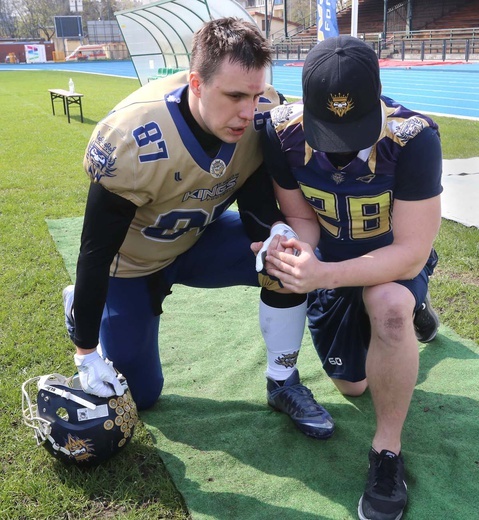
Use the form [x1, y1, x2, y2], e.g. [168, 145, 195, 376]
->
[115, 0, 271, 86]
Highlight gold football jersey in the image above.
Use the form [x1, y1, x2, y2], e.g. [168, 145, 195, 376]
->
[83, 72, 280, 277]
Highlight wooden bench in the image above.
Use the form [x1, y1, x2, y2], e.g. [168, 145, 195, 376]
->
[49, 89, 84, 124]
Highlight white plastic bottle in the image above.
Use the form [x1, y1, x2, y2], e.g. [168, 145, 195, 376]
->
[68, 78, 75, 94]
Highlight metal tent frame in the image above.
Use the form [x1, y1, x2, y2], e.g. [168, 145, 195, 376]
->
[115, 0, 271, 86]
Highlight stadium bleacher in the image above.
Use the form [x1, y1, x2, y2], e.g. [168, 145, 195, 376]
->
[273, 0, 479, 61]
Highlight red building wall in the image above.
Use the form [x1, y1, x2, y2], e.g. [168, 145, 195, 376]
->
[0, 42, 55, 63]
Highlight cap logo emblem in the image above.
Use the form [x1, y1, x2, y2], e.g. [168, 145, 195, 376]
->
[327, 93, 354, 117]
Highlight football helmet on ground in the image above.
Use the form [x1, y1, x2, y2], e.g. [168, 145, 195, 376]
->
[21, 373, 138, 466]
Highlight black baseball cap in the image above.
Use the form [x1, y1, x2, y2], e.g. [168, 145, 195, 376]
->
[302, 35, 382, 153]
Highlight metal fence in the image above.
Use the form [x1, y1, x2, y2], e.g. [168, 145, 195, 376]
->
[377, 37, 478, 61]
[272, 28, 479, 62]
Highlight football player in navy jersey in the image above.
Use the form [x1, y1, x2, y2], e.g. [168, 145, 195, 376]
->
[257, 36, 442, 519]
[63, 17, 334, 440]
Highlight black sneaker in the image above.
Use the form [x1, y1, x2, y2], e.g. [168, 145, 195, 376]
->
[414, 293, 439, 343]
[358, 448, 407, 520]
[266, 369, 334, 439]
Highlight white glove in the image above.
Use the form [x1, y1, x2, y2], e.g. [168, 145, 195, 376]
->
[255, 223, 298, 272]
[74, 350, 125, 398]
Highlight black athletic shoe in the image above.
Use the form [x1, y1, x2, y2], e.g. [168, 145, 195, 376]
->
[266, 369, 334, 439]
[358, 448, 407, 520]
[414, 292, 439, 343]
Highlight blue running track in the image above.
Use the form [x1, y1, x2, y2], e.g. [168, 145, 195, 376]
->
[271, 62, 479, 120]
[2, 60, 478, 119]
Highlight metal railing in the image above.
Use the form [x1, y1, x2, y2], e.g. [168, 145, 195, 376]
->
[272, 27, 479, 62]
[273, 42, 317, 60]
[378, 37, 478, 61]
[373, 27, 479, 60]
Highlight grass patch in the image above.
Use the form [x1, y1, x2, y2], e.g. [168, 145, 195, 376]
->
[0, 70, 190, 519]
[0, 69, 478, 519]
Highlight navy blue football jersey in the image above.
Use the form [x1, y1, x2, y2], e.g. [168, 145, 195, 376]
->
[265, 96, 443, 261]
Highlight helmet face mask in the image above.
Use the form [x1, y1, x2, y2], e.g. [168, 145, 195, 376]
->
[22, 373, 138, 467]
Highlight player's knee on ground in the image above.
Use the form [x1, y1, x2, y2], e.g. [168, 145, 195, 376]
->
[332, 378, 368, 397]
[127, 373, 164, 411]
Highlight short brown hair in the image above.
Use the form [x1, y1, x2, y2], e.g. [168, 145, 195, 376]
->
[190, 17, 272, 84]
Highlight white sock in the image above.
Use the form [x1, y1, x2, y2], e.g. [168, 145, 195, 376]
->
[260, 298, 307, 381]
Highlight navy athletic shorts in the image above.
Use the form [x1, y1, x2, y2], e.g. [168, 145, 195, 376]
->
[307, 249, 438, 382]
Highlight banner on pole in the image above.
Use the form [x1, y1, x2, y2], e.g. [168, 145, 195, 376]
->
[316, 0, 339, 41]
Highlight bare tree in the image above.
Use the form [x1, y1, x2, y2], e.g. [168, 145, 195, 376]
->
[0, 0, 18, 37]
[288, 0, 348, 26]
[82, 0, 140, 22]
[287, 0, 320, 27]
[2, 0, 140, 40]
[13, 0, 68, 40]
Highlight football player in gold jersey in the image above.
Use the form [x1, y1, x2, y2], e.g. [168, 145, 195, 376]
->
[63, 17, 334, 439]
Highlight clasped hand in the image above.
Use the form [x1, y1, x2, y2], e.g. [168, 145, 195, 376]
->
[252, 235, 320, 294]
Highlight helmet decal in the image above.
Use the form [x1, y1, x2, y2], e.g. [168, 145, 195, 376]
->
[63, 433, 96, 462]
